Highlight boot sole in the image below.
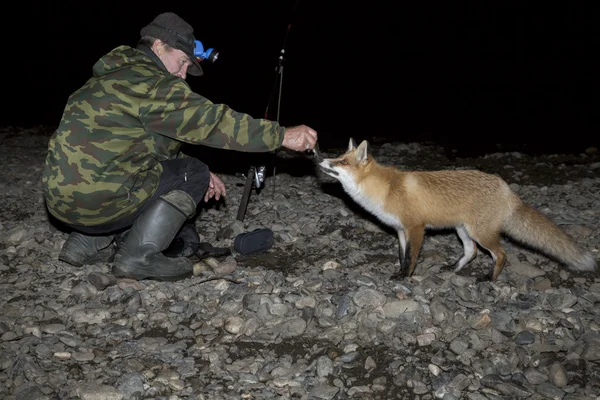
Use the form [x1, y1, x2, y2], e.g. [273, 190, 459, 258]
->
[111, 265, 193, 282]
[59, 244, 117, 267]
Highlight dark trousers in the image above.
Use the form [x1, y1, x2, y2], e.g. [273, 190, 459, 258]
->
[70, 158, 211, 235]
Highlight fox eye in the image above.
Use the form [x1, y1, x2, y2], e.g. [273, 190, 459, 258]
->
[338, 160, 348, 166]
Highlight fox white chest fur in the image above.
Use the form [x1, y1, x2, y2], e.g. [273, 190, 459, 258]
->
[336, 175, 404, 230]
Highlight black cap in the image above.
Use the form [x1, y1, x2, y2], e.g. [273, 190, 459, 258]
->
[140, 12, 203, 76]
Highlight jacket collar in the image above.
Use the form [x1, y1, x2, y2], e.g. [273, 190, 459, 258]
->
[136, 43, 169, 74]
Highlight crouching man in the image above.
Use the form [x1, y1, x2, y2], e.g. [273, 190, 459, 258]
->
[42, 12, 317, 281]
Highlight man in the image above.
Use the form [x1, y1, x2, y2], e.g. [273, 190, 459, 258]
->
[42, 12, 318, 282]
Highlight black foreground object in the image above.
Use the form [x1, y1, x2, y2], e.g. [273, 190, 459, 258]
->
[165, 228, 274, 260]
[234, 228, 274, 255]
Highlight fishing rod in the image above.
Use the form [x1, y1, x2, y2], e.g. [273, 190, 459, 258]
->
[236, 0, 301, 222]
[265, 0, 300, 122]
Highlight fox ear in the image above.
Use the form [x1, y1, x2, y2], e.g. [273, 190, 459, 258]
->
[356, 140, 370, 163]
[348, 138, 357, 151]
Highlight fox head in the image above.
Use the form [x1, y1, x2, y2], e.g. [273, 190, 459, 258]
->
[319, 138, 372, 187]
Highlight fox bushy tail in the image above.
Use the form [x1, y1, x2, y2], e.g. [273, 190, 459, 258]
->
[503, 202, 596, 271]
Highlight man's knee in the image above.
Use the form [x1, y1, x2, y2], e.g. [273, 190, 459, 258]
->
[158, 157, 211, 205]
[179, 158, 211, 204]
[186, 158, 210, 182]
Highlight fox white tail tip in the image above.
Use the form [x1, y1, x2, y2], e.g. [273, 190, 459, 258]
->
[570, 252, 598, 272]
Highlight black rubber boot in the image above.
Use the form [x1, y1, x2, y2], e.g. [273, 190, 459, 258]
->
[163, 219, 201, 258]
[111, 190, 197, 281]
[58, 232, 116, 267]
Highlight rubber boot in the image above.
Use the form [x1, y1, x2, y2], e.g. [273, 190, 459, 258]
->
[111, 190, 197, 281]
[163, 219, 201, 258]
[58, 232, 116, 267]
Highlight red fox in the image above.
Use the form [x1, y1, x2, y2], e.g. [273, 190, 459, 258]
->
[318, 138, 597, 281]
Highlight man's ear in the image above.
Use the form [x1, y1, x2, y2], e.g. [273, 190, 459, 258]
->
[153, 40, 165, 56]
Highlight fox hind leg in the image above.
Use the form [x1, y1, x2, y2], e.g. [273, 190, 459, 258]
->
[398, 230, 407, 263]
[468, 227, 507, 281]
[452, 226, 478, 272]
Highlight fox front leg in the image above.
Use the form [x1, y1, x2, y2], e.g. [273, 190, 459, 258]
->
[391, 230, 407, 279]
[391, 227, 424, 280]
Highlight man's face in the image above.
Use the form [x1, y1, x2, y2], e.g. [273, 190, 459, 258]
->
[153, 41, 193, 79]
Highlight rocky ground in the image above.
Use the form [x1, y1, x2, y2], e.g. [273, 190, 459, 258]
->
[1, 126, 599, 400]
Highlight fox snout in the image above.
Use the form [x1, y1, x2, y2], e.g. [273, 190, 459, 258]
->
[318, 160, 339, 177]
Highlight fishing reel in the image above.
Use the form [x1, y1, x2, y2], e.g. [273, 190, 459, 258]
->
[194, 40, 218, 63]
[235, 165, 267, 222]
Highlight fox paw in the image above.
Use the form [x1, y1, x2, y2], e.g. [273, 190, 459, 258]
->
[476, 275, 493, 283]
[390, 270, 409, 280]
[439, 264, 456, 273]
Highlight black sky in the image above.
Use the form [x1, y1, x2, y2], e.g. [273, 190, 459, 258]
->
[9, 1, 599, 155]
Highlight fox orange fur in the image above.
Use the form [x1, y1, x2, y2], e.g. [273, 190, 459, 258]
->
[318, 138, 597, 281]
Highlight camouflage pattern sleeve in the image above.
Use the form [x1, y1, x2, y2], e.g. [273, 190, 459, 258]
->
[140, 78, 285, 153]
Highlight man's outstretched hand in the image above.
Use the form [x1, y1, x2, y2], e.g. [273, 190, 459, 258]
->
[282, 125, 318, 152]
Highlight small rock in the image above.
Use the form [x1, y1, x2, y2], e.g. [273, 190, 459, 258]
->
[6, 227, 29, 246]
[417, 333, 436, 347]
[309, 384, 339, 399]
[469, 312, 491, 330]
[364, 356, 377, 371]
[76, 383, 123, 400]
[14, 386, 52, 400]
[87, 272, 116, 290]
[352, 288, 386, 308]
[116, 279, 145, 291]
[524, 368, 548, 384]
[322, 260, 343, 270]
[53, 352, 71, 360]
[510, 262, 546, 277]
[532, 278, 552, 291]
[42, 323, 66, 334]
[278, 318, 307, 338]
[213, 256, 237, 276]
[548, 362, 568, 387]
[316, 355, 334, 377]
[449, 339, 469, 355]
[581, 341, 600, 361]
[429, 364, 441, 376]
[382, 300, 422, 317]
[536, 382, 566, 400]
[514, 330, 536, 345]
[224, 316, 245, 334]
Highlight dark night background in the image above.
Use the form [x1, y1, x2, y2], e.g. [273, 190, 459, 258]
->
[8, 1, 599, 157]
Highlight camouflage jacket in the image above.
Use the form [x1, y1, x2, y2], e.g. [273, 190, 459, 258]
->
[43, 45, 284, 227]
